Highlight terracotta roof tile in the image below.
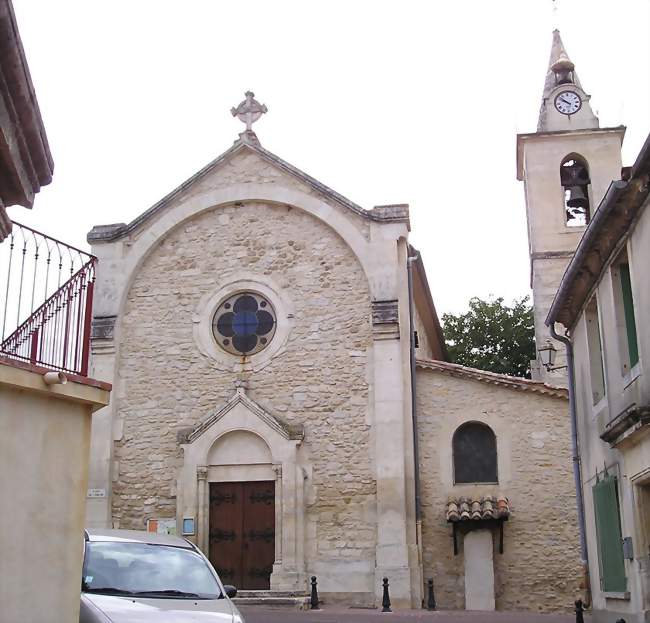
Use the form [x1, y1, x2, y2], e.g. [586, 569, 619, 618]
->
[446, 495, 510, 523]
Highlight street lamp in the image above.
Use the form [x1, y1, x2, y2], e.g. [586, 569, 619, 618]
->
[538, 339, 566, 371]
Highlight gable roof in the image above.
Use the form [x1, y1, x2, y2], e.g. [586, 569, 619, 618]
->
[88, 134, 410, 243]
[416, 358, 568, 399]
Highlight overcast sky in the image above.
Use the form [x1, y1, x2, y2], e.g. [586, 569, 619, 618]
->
[9, 0, 650, 316]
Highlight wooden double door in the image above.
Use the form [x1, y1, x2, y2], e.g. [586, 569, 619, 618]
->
[208, 481, 275, 590]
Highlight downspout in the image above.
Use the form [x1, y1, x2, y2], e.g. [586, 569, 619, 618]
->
[548, 324, 591, 608]
[407, 251, 425, 606]
[407, 253, 421, 522]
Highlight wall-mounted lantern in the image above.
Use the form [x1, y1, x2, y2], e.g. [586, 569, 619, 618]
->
[538, 339, 567, 371]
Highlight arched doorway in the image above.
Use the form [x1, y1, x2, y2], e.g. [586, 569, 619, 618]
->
[207, 431, 275, 589]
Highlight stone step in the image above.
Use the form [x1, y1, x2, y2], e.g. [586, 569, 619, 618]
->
[236, 590, 307, 598]
[232, 591, 310, 609]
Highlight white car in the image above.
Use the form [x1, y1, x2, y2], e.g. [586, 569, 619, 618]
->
[80, 529, 244, 623]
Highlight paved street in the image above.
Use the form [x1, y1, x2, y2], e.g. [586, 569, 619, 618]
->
[239, 607, 589, 623]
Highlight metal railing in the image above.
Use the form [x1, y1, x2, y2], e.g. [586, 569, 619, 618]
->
[1, 222, 96, 375]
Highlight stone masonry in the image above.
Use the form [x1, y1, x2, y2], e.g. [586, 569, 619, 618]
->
[114, 200, 377, 560]
[416, 365, 582, 613]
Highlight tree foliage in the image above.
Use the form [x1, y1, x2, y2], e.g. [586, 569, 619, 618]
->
[442, 296, 535, 378]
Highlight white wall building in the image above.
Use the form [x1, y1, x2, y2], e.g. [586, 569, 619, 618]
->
[547, 133, 650, 623]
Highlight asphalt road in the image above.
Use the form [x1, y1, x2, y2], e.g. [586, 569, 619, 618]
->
[239, 607, 588, 623]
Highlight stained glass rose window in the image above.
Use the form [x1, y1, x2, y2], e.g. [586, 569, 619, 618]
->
[212, 292, 277, 356]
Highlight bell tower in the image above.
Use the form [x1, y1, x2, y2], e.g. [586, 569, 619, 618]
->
[517, 30, 625, 385]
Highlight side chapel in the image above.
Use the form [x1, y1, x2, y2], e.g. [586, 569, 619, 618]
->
[86, 34, 591, 610]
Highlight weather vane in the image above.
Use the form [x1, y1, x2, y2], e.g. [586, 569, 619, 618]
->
[231, 91, 268, 132]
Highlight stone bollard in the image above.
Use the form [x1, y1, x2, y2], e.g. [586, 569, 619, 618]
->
[426, 578, 436, 611]
[574, 599, 584, 623]
[310, 576, 320, 610]
[381, 577, 391, 613]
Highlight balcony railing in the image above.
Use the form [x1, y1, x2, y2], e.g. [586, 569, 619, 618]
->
[1, 222, 96, 376]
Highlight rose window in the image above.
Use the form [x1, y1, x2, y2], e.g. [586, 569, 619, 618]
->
[212, 292, 277, 356]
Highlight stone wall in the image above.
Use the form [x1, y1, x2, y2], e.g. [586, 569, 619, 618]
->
[113, 200, 377, 562]
[416, 366, 582, 613]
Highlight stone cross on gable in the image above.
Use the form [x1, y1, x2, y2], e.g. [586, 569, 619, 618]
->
[231, 91, 268, 132]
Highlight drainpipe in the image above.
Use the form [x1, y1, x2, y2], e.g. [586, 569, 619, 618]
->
[407, 251, 424, 606]
[548, 324, 591, 607]
[407, 253, 421, 522]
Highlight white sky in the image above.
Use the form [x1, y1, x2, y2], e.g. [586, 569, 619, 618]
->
[8, 0, 650, 316]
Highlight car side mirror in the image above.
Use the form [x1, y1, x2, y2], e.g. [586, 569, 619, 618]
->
[224, 585, 237, 598]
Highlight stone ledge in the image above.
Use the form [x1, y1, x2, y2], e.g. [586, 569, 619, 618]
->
[0, 356, 111, 409]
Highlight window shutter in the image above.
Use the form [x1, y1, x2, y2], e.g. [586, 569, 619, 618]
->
[619, 264, 639, 367]
[592, 475, 626, 593]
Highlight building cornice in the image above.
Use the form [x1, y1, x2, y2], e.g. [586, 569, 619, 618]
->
[516, 126, 626, 181]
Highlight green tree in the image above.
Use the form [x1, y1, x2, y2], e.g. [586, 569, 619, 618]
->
[442, 296, 535, 378]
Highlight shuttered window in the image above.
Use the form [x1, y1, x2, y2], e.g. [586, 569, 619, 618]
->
[619, 263, 639, 368]
[592, 475, 626, 593]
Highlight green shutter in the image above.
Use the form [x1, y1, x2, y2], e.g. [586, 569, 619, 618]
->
[592, 475, 627, 593]
[619, 263, 639, 367]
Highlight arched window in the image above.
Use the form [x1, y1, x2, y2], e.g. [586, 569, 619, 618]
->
[560, 155, 591, 227]
[452, 422, 498, 484]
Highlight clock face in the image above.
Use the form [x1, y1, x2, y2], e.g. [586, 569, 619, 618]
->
[554, 91, 582, 115]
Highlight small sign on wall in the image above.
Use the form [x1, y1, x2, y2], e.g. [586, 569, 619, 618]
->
[146, 518, 177, 535]
[87, 488, 106, 498]
[182, 517, 195, 536]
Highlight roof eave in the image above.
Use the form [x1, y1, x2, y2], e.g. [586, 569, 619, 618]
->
[0, 0, 54, 211]
[416, 358, 568, 399]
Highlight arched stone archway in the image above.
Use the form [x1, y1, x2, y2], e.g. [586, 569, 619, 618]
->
[177, 388, 305, 591]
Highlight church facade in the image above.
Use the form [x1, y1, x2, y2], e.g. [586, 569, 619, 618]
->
[86, 79, 582, 610]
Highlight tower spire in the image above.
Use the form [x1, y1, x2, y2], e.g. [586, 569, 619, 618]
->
[537, 30, 597, 131]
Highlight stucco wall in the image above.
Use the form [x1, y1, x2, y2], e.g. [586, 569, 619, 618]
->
[531, 255, 572, 386]
[569, 195, 650, 622]
[416, 366, 581, 612]
[113, 200, 377, 562]
[413, 302, 434, 360]
[520, 128, 624, 388]
[0, 364, 108, 623]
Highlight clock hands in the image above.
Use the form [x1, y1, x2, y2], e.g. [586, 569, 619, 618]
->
[559, 96, 576, 107]
[555, 91, 581, 115]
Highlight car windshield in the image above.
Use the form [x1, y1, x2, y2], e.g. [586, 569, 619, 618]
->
[82, 541, 222, 599]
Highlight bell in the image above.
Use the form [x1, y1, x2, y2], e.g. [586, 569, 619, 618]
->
[566, 186, 588, 209]
[561, 161, 590, 186]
